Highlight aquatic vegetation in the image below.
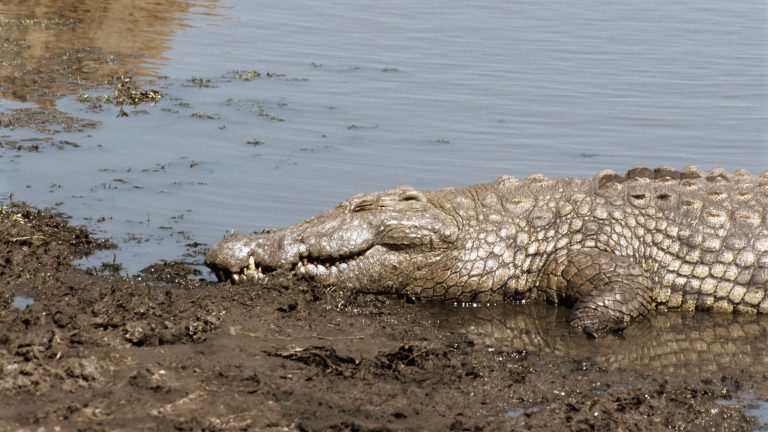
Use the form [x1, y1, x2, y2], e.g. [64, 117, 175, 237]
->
[0, 108, 100, 134]
[0, 205, 26, 224]
[225, 70, 286, 81]
[190, 112, 219, 120]
[225, 70, 261, 81]
[225, 98, 285, 122]
[78, 76, 162, 116]
[183, 77, 216, 88]
[0, 137, 80, 152]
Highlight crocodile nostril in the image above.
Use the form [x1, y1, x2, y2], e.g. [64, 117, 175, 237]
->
[352, 200, 375, 212]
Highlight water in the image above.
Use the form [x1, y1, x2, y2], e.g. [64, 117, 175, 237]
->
[428, 303, 768, 376]
[720, 399, 768, 431]
[11, 295, 34, 311]
[748, 401, 768, 431]
[0, 0, 766, 274]
[430, 302, 768, 423]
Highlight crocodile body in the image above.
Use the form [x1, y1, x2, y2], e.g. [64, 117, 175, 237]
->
[205, 166, 768, 335]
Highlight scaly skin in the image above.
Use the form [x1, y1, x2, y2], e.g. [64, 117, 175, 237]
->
[205, 166, 768, 336]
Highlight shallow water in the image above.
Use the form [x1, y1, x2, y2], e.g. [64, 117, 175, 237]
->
[722, 399, 768, 431]
[432, 303, 768, 430]
[430, 302, 768, 425]
[1, 0, 766, 274]
[10, 295, 34, 311]
[428, 302, 768, 377]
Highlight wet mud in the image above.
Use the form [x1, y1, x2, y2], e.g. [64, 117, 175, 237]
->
[1, 203, 765, 431]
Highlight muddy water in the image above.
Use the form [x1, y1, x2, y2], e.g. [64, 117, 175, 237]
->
[429, 302, 768, 377]
[430, 302, 768, 428]
[431, 302, 768, 426]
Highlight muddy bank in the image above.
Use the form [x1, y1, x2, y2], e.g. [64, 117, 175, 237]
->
[0, 203, 764, 431]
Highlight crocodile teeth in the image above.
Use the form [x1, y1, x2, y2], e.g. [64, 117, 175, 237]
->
[245, 269, 262, 281]
[235, 250, 366, 282]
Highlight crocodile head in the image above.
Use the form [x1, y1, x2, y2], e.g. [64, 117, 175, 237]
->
[205, 186, 460, 293]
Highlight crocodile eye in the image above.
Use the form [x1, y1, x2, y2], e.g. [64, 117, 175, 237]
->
[400, 191, 427, 203]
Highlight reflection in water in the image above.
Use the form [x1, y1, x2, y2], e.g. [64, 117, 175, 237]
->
[431, 303, 768, 377]
[0, 0, 218, 105]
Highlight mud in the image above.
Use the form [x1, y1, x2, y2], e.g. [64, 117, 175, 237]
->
[0, 203, 764, 431]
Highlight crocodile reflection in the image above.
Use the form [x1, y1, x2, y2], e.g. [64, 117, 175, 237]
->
[431, 303, 768, 375]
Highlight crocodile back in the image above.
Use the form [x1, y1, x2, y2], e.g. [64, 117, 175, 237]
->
[589, 167, 768, 313]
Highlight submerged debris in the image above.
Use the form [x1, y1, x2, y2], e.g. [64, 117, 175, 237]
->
[190, 112, 219, 120]
[183, 77, 216, 88]
[0, 108, 100, 134]
[139, 260, 203, 287]
[225, 70, 286, 81]
[0, 137, 80, 152]
[78, 76, 162, 116]
[85, 260, 124, 276]
[225, 98, 285, 122]
[226, 70, 262, 81]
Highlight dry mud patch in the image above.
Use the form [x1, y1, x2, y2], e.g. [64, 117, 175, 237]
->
[0, 203, 762, 431]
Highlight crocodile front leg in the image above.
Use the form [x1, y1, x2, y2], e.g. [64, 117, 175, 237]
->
[541, 249, 655, 337]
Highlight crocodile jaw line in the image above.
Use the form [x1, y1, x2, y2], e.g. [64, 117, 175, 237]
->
[218, 245, 376, 284]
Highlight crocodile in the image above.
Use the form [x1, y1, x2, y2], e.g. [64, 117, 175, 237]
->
[205, 166, 768, 336]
